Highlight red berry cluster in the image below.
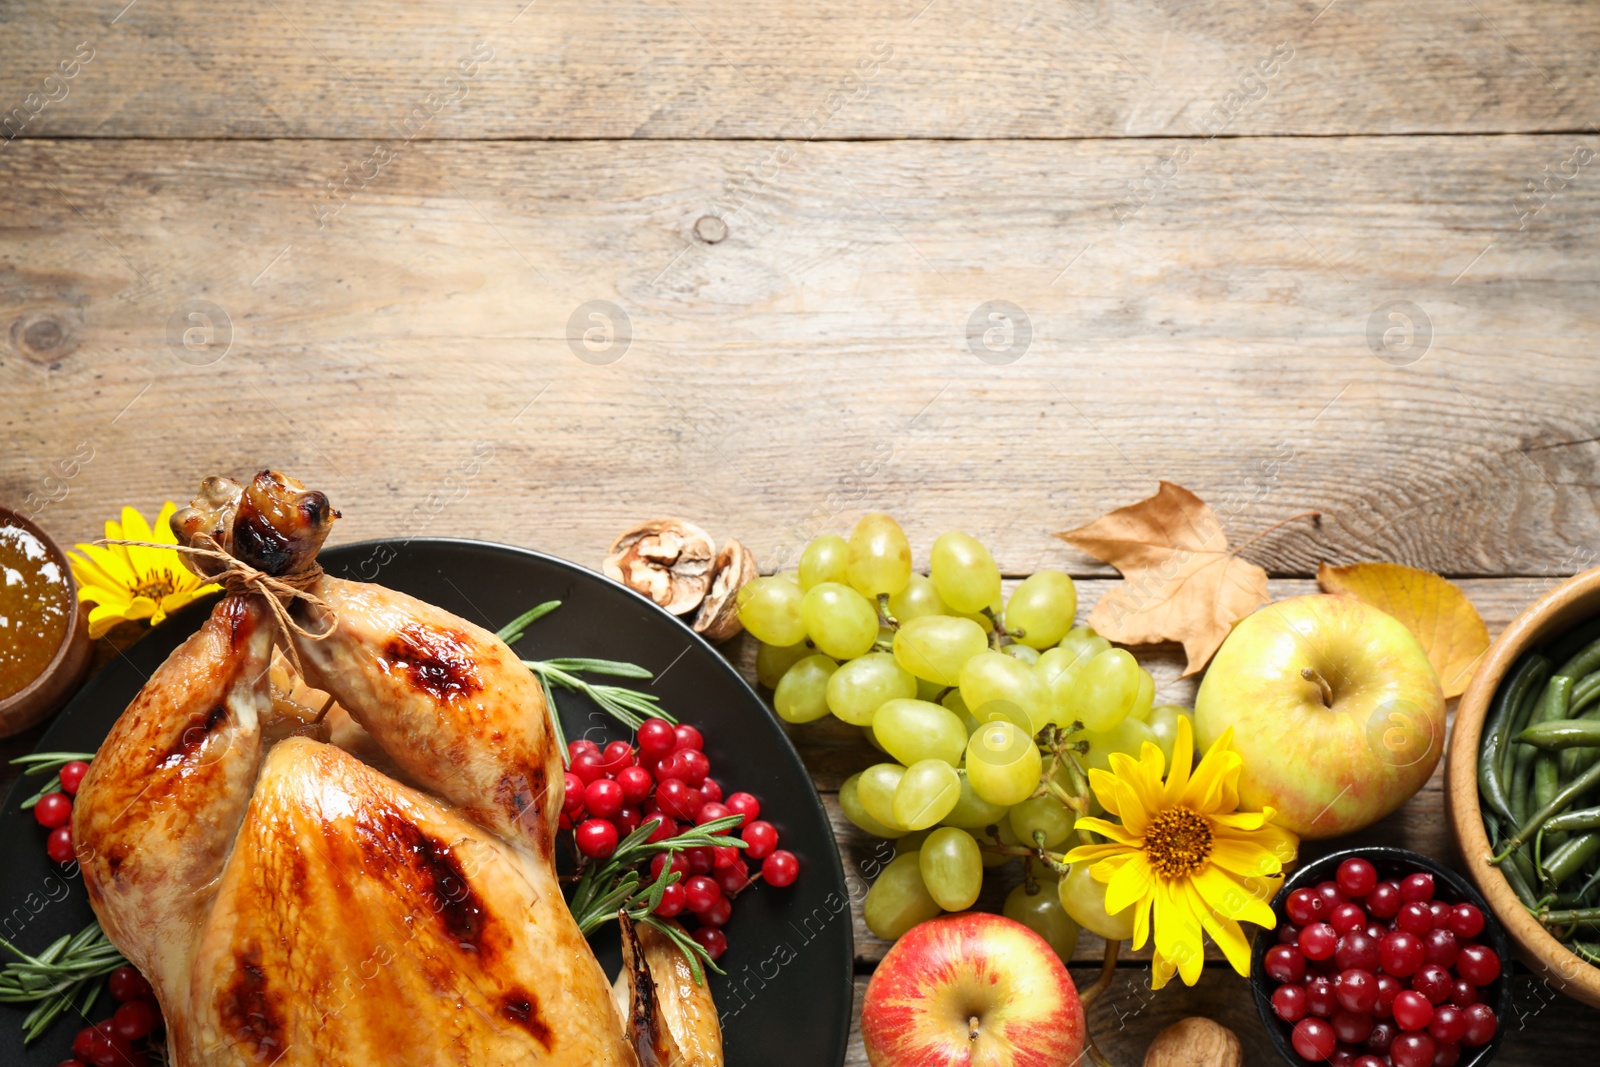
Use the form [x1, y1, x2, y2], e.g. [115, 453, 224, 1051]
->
[33, 760, 89, 865]
[559, 718, 799, 961]
[61, 965, 163, 1066]
[1265, 859, 1501, 1067]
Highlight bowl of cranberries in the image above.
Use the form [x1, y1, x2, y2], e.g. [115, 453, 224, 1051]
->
[1251, 847, 1513, 1067]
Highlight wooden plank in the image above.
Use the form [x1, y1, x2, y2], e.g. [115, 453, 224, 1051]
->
[0, 1, 1597, 139]
[4, 138, 1598, 578]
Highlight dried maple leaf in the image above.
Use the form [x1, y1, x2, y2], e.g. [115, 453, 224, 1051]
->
[1317, 561, 1488, 699]
[1055, 481, 1273, 676]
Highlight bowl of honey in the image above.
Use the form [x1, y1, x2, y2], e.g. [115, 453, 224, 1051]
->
[0, 507, 91, 737]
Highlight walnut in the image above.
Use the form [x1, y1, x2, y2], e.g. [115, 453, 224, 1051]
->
[693, 539, 758, 642]
[603, 520, 717, 616]
[1142, 1017, 1242, 1067]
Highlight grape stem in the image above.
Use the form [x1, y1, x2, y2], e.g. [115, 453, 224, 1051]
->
[875, 593, 900, 630]
[1078, 940, 1122, 1067]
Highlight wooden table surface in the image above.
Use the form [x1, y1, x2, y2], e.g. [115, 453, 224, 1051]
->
[3, 1, 1599, 1062]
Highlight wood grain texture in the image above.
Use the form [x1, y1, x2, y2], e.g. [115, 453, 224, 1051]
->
[3, 138, 1599, 581]
[0, 0, 1596, 139]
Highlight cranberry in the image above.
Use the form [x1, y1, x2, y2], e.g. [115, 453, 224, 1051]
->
[685, 846, 714, 874]
[1399, 872, 1435, 904]
[651, 852, 691, 882]
[1461, 1003, 1497, 1046]
[695, 801, 732, 826]
[1335, 968, 1378, 1013]
[73, 1024, 96, 1060]
[44, 823, 76, 866]
[1336, 930, 1381, 972]
[1274, 984, 1309, 1022]
[1390, 1031, 1437, 1067]
[584, 779, 625, 820]
[1413, 963, 1452, 1005]
[1367, 881, 1403, 919]
[762, 849, 799, 887]
[715, 862, 753, 896]
[1456, 943, 1501, 987]
[1396, 901, 1434, 935]
[1422, 927, 1459, 969]
[710, 845, 741, 870]
[561, 772, 587, 817]
[1380, 931, 1425, 977]
[638, 718, 677, 755]
[701, 895, 733, 926]
[1428, 900, 1452, 929]
[673, 724, 704, 751]
[616, 766, 654, 805]
[1428, 1004, 1466, 1044]
[1448, 903, 1485, 939]
[1331, 1009, 1375, 1044]
[59, 760, 90, 795]
[109, 966, 153, 1003]
[112, 999, 157, 1041]
[1374, 973, 1401, 1019]
[1432, 1040, 1462, 1067]
[655, 882, 686, 917]
[1448, 979, 1478, 1008]
[1300, 922, 1339, 961]
[1393, 990, 1434, 1032]
[570, 751, 607, 784]
[1353, 1058, 1386, 1067]
[575, 818, 618, 858]
[34, 793, 72, 829]
[1316, 880, 1350, 908]
[1365, 923, 1388, 942]
[1267, 945, 1307, 984]
[677, 749, 711, 786]
[656, 779, 703, 822]
[1280, 923, 1302, 945]
[644, 816, 679, 843]
[1329, 1050, 1356, 1067]
[656, 752, 689, 782]
[1337, 857, 1379, 898]
[742, 820, 778, 859]
[724, 791, 761, 825]
[684, 875, 722, 914]
[698, 777, 724, 803]
[1307, 977, 1337, 1018]
[1366, 1020, 1397, 1054]
[1288, 887, 1328, 925]
[1330, 903, 1367, 934]
[600, 740, 635, 773]
[1293, 1017, 1338, 1061]
[691, 926, 726, 960]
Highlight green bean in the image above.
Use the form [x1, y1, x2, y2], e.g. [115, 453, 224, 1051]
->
[1539, 906, 1600, 929]
[1518, 718, 1600, 751]
[1561, 706, 1600, 779]
[1544, 833, 1600, 884]
[1481, 653, 1547, 821]
[1501, 850, 1541, 907]
[1574, 671, 1600, 716]
[1496, 757, 1600, 860]
[1514, 674, 1575, 820]
[1544, 805, 1600, 833]
[1557, 634, 1600, 681]
[1536, 754, 1566, 848]
[1504, 658, 1554, 779]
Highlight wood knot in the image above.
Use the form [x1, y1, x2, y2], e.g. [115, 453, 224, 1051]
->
[11, 312, 78, 364]
[693, 215, 728, 243]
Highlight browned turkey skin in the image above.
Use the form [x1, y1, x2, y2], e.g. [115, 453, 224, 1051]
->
[73, 472, 707, 1067]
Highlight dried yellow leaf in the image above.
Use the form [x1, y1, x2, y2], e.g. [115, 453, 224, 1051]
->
[1316, 561, 1488, 698]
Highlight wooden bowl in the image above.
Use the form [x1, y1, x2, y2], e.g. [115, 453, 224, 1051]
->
[0, 508, 91, 738]
[1446, 564, 1600, 1007]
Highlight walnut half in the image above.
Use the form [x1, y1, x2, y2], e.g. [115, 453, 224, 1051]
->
[603, 520, 717, 616]
[693, 539, 757, 642]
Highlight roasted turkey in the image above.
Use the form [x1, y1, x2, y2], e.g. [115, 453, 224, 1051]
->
[71, 471, 720, 1067]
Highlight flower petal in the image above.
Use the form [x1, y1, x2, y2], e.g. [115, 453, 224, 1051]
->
[1152, 877, 1206, 986]
[1191, 882, 1253, 977]
[1150, 949, 1178, 991]
[1086, 767, 1124, 816]
[71, 544, 136, 589]
[1163, 714, 1196, 806]
[1212, 822, 1299, 876]
[1062, 841, 1133, 867]
[86, 604, 129, 639]
[1192, 864, 1277, 930]
[152, 501, 180, 545]
[1104, 853, 1156, 919]
[1071, 816, 1143, 847]
[1181, 737, 1242, 813]
[122, 595, 158, 621]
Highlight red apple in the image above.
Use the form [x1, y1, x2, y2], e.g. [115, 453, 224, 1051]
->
[861, 912, 1085, 1067]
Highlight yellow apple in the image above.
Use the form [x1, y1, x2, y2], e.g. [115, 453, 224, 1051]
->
[1194, 594, 1444, 839]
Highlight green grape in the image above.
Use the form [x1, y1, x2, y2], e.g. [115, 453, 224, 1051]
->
[863, 724, 887, 753]
[864, 852, 941, 940]
[929, 531, 1002, 613]
[896, 828, 934, 853]
[798, 534, 850, 590]
[736, 576, 806, 646]
[756, 641, 810, 689]
[1004, 570, 1078, 649]
[846, 513, 913, 597]
[958, 607, 996, 634]
[825, 652, 917, 726]
[856, 763, 908, 830]
[840, 772, 908, 838]
[773, 654, 838, 723]
[873, 698, 968, 766]
[1071, 717, 1158, 773]
[1004, 877, 1079, 962]
[893, 759, 962, 830]
[1066, 648, 1142, 732]
[888, 574, 947, 623]
[941, 768, 1010, 829]
[1007, 794, 1077, 848]
[915, 675, 946, 702]
[1003, 643, 1040, 665]
[960, 651, 1054, 735]
[800, 582, 879, 660]
[1058, 861, 1136, 941]
[941, 689, 980, 735]
[892, 615, 987, 686]
[918, 827, 983, 911]
[964, 721, 1042, 806]
[1036, 632, 1109, 723]
[1147, 704, 1195, 769]
[777, 570, 801, 586]
[1056, 625, 1111, 663]
[1128, 669, 1155, 722]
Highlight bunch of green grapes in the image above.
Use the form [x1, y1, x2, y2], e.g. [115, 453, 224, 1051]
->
[737, 514, 1196, 955]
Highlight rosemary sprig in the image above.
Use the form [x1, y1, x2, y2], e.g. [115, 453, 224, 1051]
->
[567, 815, 747, 984]
[9, 752, 95, 811]
[0, 921, 127, 1043]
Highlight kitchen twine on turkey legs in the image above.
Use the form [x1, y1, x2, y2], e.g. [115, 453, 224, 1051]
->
[97, 533, 336, 680]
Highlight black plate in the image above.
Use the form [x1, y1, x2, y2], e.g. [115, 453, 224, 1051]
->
[0, 538, 852, 1066]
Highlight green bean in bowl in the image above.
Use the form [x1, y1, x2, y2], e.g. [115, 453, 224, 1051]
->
[1481, 614, 1600, 963]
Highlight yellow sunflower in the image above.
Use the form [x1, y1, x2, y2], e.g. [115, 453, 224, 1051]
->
[68, 503, 221, 638]
[1062, 715, 1298, 989]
